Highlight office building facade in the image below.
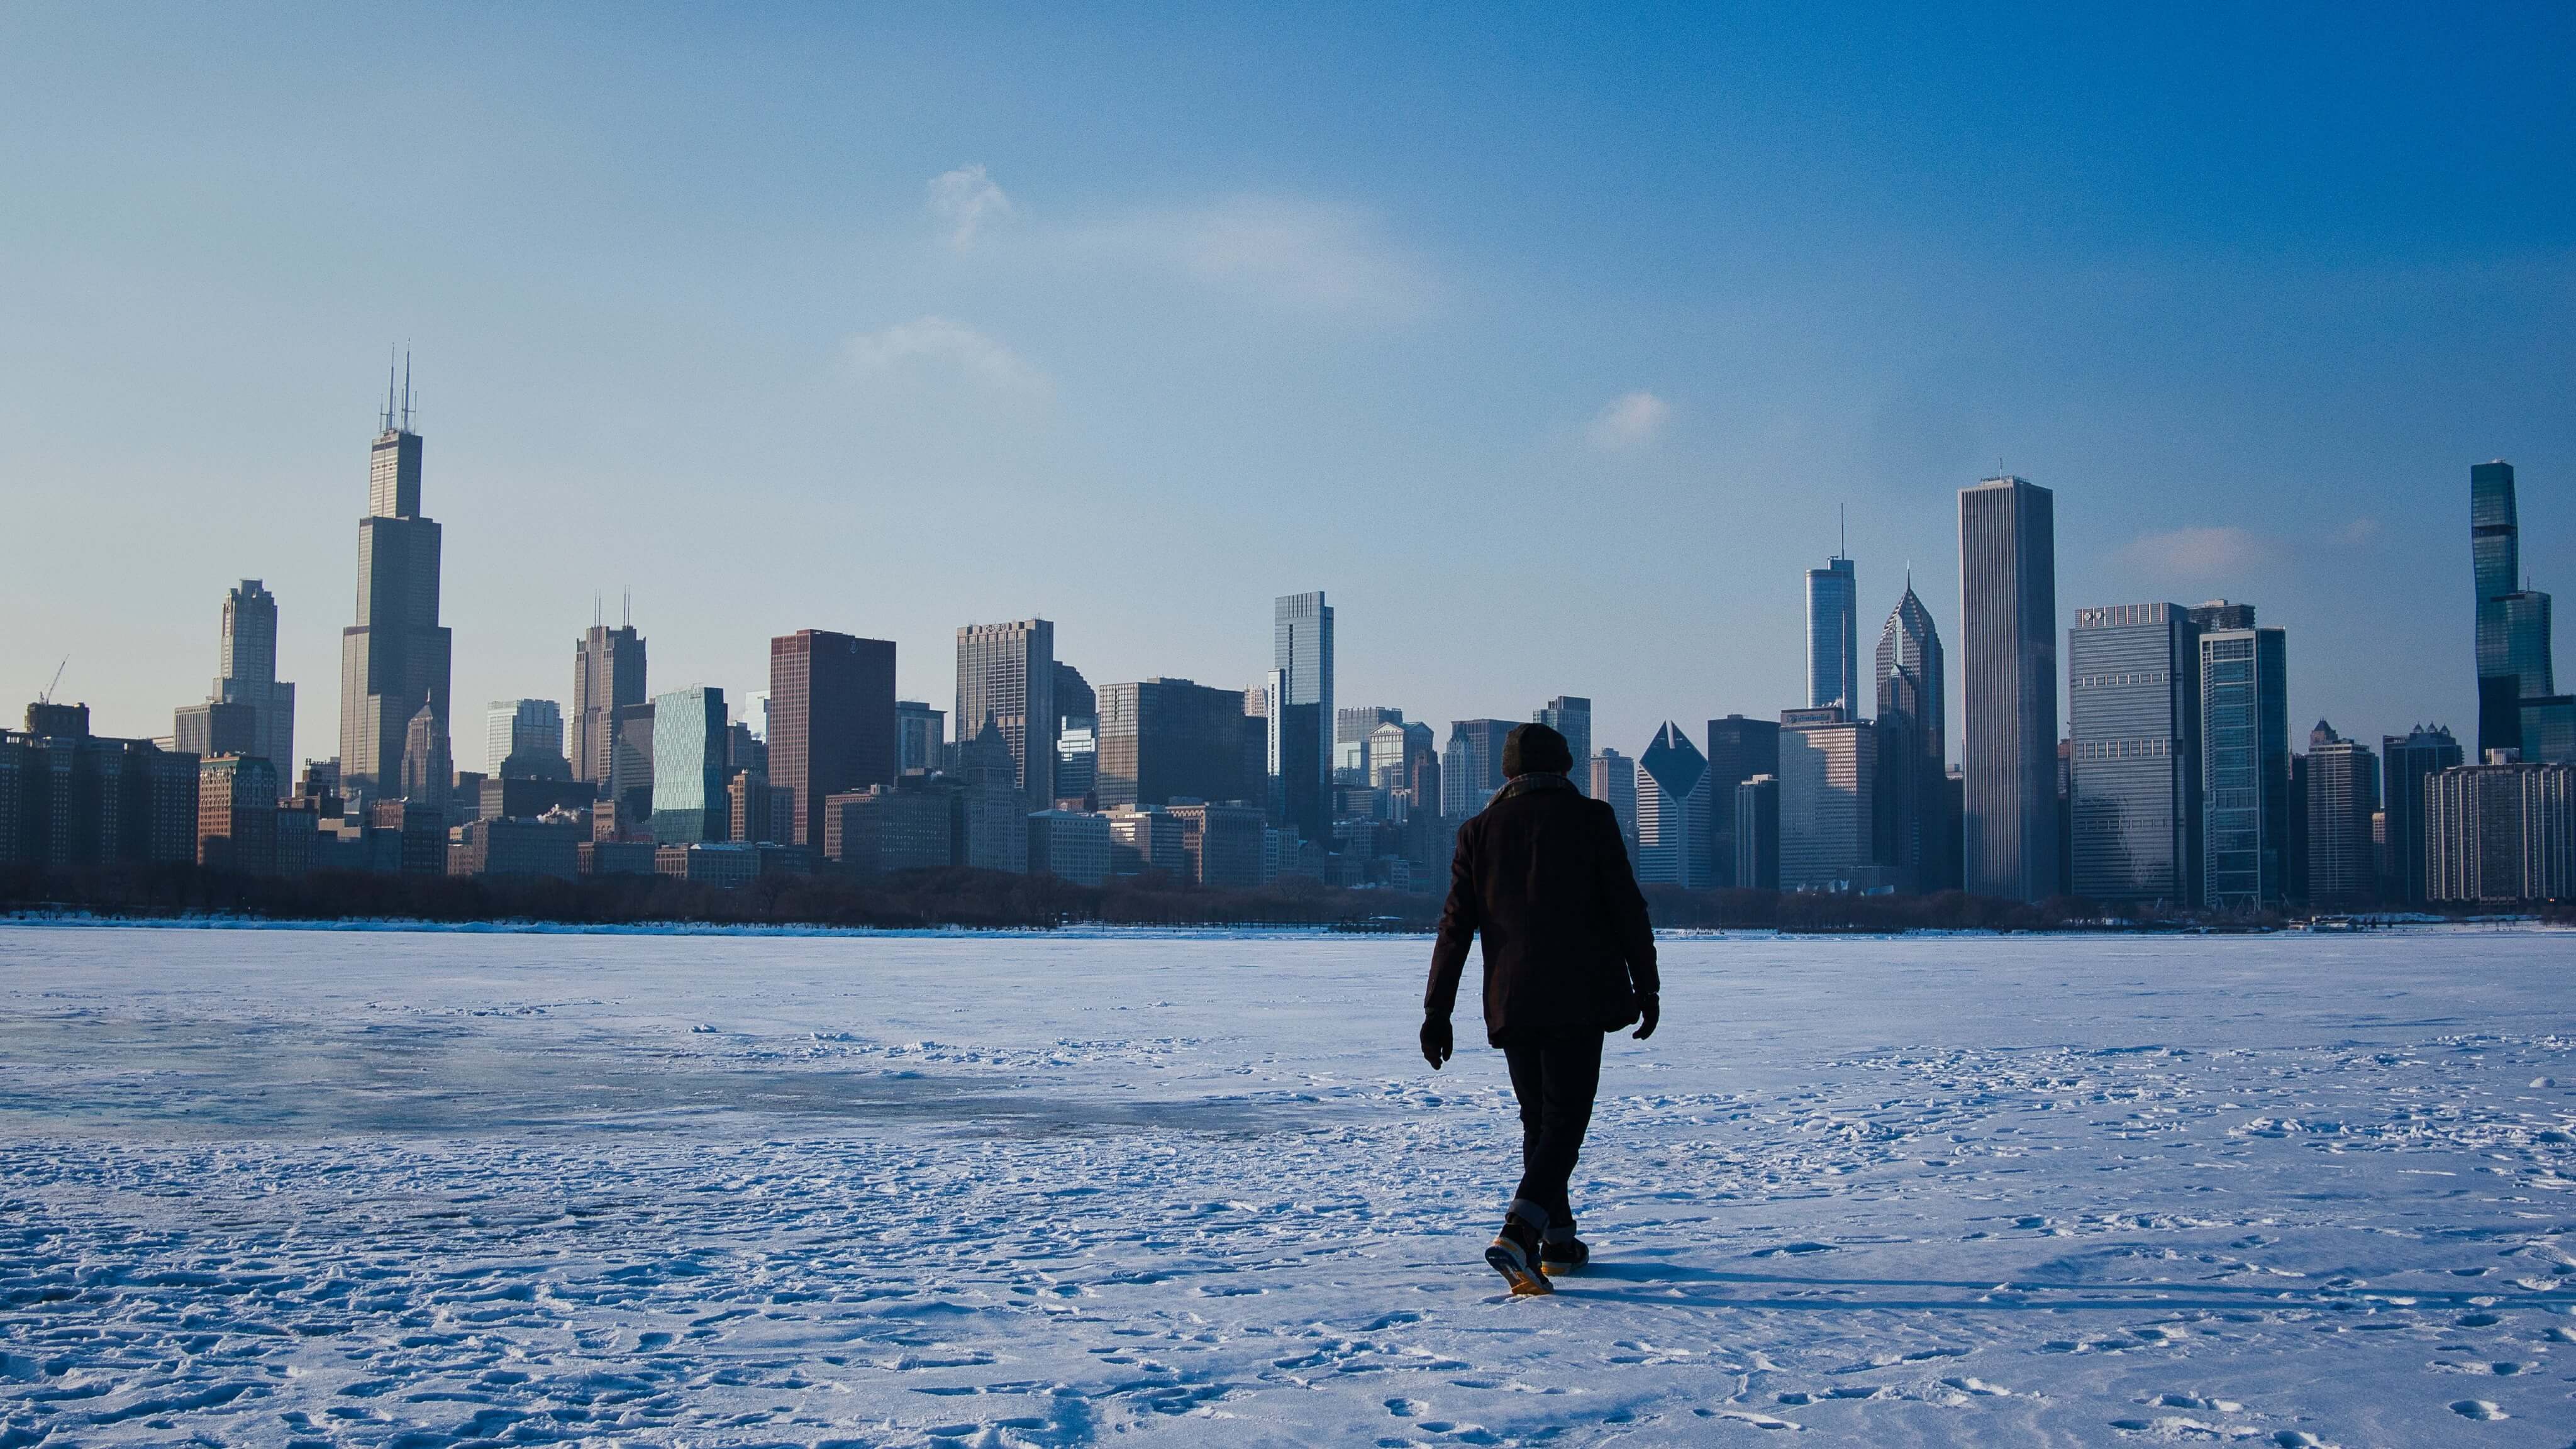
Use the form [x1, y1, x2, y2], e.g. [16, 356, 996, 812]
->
[338, 378, 452, 806]
[1958, 475, 2060, 901]
[1097, 678, 1258, 809]
[1270, 592, 1333, 839]
[177, 580, 295, 775]
[2471, 460, 2562, 760]
[197, 755, 280, 875]
[486, 698, 569, 778]
[573, 620, 647, 786]
[1589, 748, 1638, 853]
[1777, 705, 1879, 891]
[956, 619, 1055, 808]
[2304, 721, 2378, 906]
[2381, 725, 2465, 904]
[2428, 757, 2575, 903]
[1735, 774, 1780, 890]
[2199, 625, 2290, 908]
[649, 686, 728, 845]
[2067, 602, 2196, 904]
[1636, 723, 1712, 887]
[1535, 698, 1593, 792]
[896, 700, 946, 775]
[1441, 719, 1516, 818]
[769, 630, 898, 850]
[1704, 714, 1780, 888]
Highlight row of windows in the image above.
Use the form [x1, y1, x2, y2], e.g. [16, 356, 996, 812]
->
[2072, 736, 2172, 760]
[2072, 670, 2171, 690]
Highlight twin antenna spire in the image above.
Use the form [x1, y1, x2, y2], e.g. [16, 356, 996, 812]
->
[379, 347, 415, 433]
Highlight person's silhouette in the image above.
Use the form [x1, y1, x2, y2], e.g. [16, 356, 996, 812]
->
[1421, 721, 1659, 1295]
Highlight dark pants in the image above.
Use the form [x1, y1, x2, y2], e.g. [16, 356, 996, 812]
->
[1502, 1031, 1603, 1235]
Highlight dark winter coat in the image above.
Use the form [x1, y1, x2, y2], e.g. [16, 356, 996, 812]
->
[1424, 773, 1660, 1048]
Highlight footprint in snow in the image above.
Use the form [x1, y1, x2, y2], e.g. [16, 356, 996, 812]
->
[2449, 1399, 2507, 1420]
[2154, 1393, 2243, 1413]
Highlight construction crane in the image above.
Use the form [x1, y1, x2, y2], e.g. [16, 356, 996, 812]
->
[38, 657, 65, 705]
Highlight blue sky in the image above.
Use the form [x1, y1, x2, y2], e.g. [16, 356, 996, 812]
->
[3, 4, 2570, 767]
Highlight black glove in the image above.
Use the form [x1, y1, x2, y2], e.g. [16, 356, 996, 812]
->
[1633, 994, 1659, 1041]
[1420, 1014, 1453, 1070]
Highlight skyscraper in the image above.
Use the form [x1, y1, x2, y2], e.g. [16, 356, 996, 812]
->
[2473, 461, 2536, 757]
[1271, 592, 1333, 839]
[1704, 714, 1780, 887]
[573, 615, 647, 786]
[2304, 721, 2378, 906]
[2381, 724, 2464, 906]
[2067, 602, 2196, 904]
[1806, 553, 1859, 712]
[1096, 679, 1260, 809]
[176, 581, 295, 775]
[956, 619, 1056, 807]
[896, 701, 946, 775]
[2199, 623, 2289, 908]
[1777, 705, 1878, 891]
[1958, 475, 2058, 901]
[769, 630, 897, 850]
[1636, 723, 1712, 887]
[486, 699, 568, 779]
[1440, 719, 1515, 818]
[1535, 698, 1593, 792]
[649, 686, 728, 845]
[337, 365, 452, 806]
[1874, 583, 1950, 893]
[1588, 749, 1638, 853]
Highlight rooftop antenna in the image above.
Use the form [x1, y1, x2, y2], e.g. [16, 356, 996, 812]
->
[39, 657, 66, 704]
[623, 588, 631, 629]
[1838, 502, 1848, 560]
[593, 592, 602, 630]
[382, 347, 398, 432]
[400, 350, 414, 431]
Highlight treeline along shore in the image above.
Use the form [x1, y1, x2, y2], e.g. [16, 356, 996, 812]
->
[6, 863, 2558, 933]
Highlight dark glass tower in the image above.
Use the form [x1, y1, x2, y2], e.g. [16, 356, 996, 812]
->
[2473, 460, 2559, 758]
[574, 615, 647, 787]
[337, 364, 452, 807]
[1958, 476, 2059, 901]
[1875, 582, 1951, 894]
[2380, 724, 2464, 904]
[1704, 713, 1780, 887]
[768, 630, 897, 849]
[1806, 554, 1858, 712]
[2067, 602, 2196, 904]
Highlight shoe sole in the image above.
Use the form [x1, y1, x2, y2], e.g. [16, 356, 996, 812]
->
[1539, 1260, 1584, 1277]
[1485, 1242, 1554, 1296]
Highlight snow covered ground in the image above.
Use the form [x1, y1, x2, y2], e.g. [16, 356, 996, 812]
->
[4, 923, 2574, 1447]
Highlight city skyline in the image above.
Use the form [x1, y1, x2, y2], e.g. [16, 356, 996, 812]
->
[2, 10, 2568, 768]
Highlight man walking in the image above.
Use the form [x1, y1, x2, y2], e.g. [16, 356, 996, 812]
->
[1422, 721, 1659, 1296]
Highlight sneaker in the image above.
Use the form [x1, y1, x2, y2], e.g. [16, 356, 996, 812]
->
[1484, 1215, 1553, 1296]
[1540, 1236, 1589, 1275]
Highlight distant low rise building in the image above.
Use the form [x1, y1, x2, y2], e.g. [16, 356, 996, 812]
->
[1106, 805, 1188, 877]
[823, 781, 955, 875]
[1028, 809, 1112, 887]
[1166, 801, 1265, 889]
[452, 816, 580, 880]
[197, 755, 280, 875]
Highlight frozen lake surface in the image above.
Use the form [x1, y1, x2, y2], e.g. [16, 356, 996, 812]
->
[4, 923, 2575, 1446]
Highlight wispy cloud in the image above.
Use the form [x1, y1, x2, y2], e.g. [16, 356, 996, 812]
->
[1586, 391, 1670, 450]
[2121, 525, 2277, 581]
[927, 164, 1013, 249]
[1079, 195, 1424, 315]
[2336, 516, 2380, 547]
[844, 316, 1046, 397]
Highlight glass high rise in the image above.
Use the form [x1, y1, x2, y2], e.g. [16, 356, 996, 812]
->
[2199, 625, 2289, 908]
[2068, 602, 2196, 904]
[1271, 592, 1333, 839]
[1806, 555, 1859, 712]
[650, 686, 728, 844]
[2473, 460, 2561, 760]
[1535, 697, 1592, 791]
[1958, 476, 2058, 901]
